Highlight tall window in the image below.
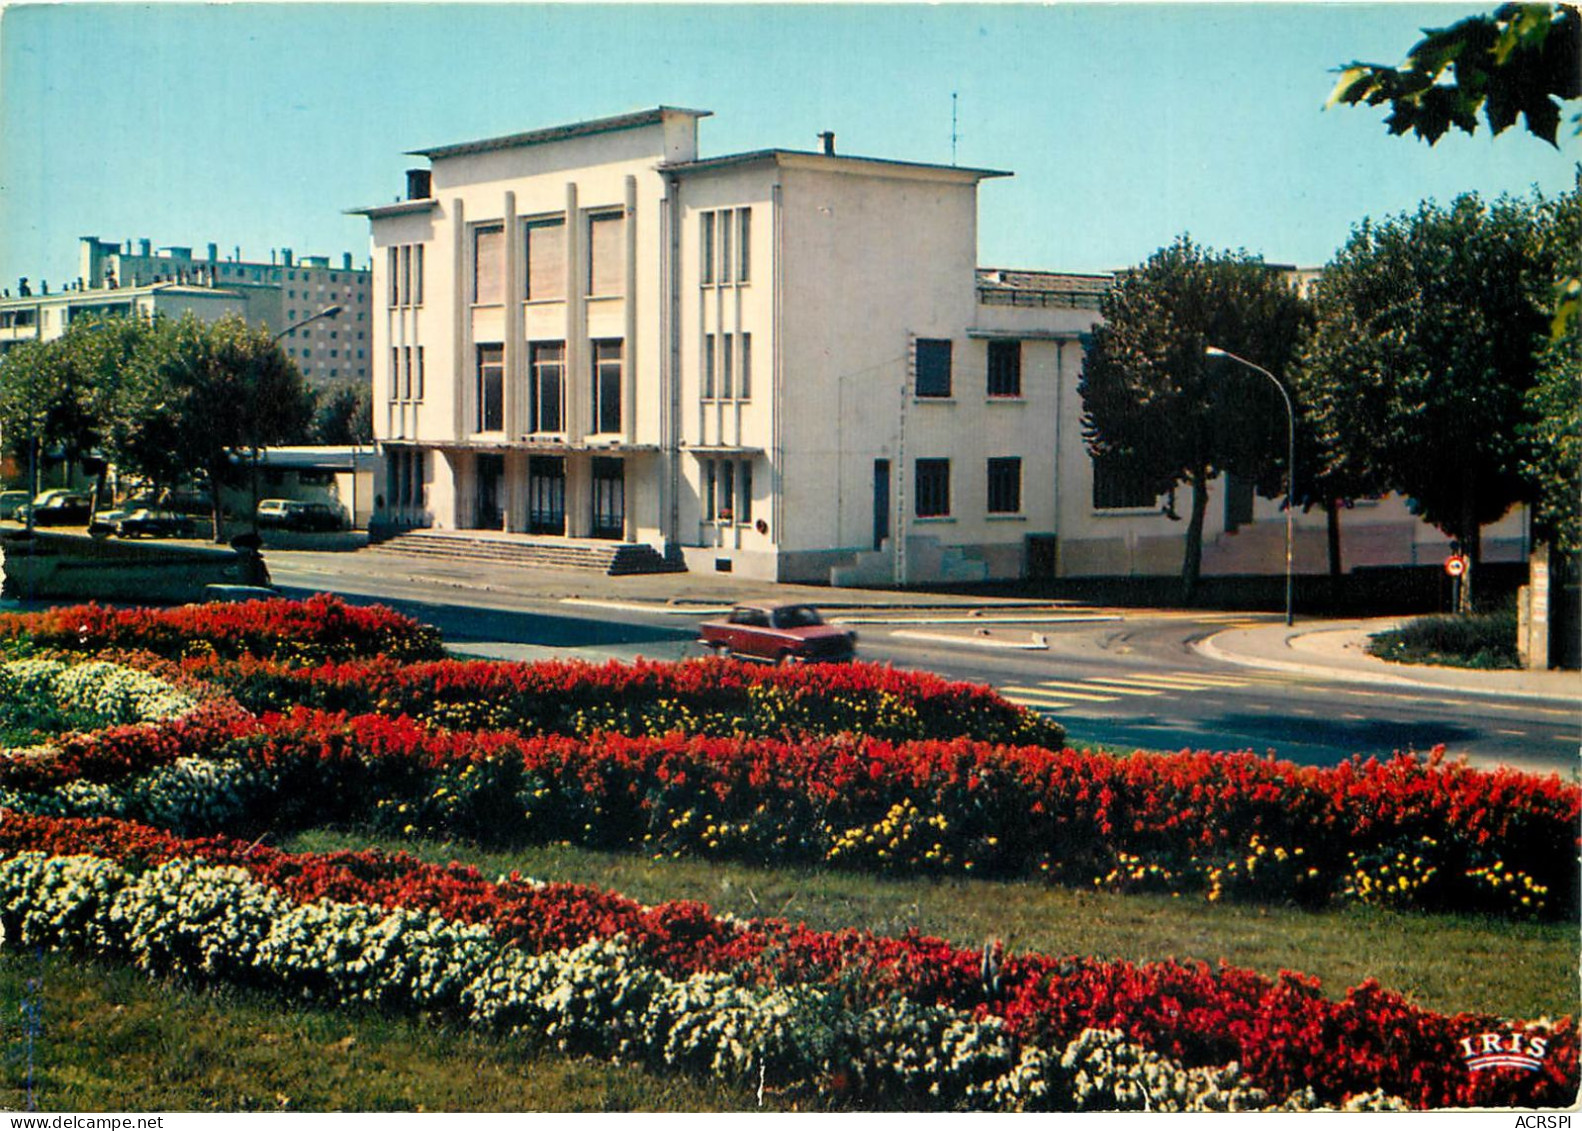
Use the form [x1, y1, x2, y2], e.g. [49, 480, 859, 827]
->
[530, 341, 566, 433]
[402, 346, 412, 401]
[987, 340, 1022, 397]
[738, 208, 751, 283]
[700, 212, 716, 285]
[476, 344, 504, 431]
[591, 339, 623, 435]
[719, 209, 734, 285]
[413, 245, 424, 305]
[588, 213, 624, 296]
[524, 220, 565, 301]
[740, 332, 752, 399]
[400, 246, 412, 308]
[474, 225, 504, 304]
[1092, 454, 1158, 510]
[390, 347, 401, 400]
[703, 334, 716, 399]
[987, 457, 1022, 514]
[915, 459, 951, 518]
[415, 346, 425, 401]
[721, 334, 735, 398]
[915, 339, 952, 398]
[387, 247, 399, 307]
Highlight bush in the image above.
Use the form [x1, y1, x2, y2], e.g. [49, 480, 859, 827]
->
[1368, 609, 1519, 669]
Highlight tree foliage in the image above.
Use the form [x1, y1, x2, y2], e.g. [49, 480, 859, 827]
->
[122, 313, 314, 540]
[310, 379, 374, 446]
[1080, 237, 1313, 599]
[1295, 191, 1561, 586]
[1521, 184, 1582, 555]
[1330, 2, 1582, 146]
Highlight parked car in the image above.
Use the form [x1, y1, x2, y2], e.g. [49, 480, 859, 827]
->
[115, 509, 198, 539]
[697, 602, 858, 664]
[30, 493, 92, 526]
[256, 499, 345, 532]
[0, 491, 30, 521]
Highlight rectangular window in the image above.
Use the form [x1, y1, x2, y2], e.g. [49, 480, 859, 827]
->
[987, 457, 1022, 514]
[530, 341, 565, 434]
[738, 208, 751, 283]
[718, 460, 735, 523]
[402, 348, 412, 398]
[1092, 454, 1159, 510]
[524, 220, 566, 301]
[703, 460, 717, 520]
[915, 459, 951, 518]
[988, 340, 1022, 397]
[390, 347, 400, 401]
[474, 225, 504, 305]
[399, 246, 412, 306]
[720, 209, 734, 285]
[739, 460, 753, 523]
[387, 247, 399, 307]
[476, 344, 504, 432]
[700, 211, 716, 285]
[703, 333, 716, 399]
[591, 339, 623, 435]
[721, 334, 734, 399]
[413, 244, 424, 306]
[588, 212, 624, 296]
[740, 332, 752, 399]
[415, 346, 425, 401]
[915, 338, 953, 397]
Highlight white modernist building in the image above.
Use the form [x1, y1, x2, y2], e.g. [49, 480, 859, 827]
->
[353, 107, 1529, 585]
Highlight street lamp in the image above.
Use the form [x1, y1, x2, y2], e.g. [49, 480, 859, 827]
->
[245, 305, 344, 538]
[274, 304, 343, 341]
[1205, 346, 1296, 627]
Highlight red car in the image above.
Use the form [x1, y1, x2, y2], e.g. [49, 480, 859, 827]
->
[698, 601, 857, 664]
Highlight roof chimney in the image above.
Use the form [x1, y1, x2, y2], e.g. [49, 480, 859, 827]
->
[282, 248, 294, 267]
[139, 239, 152, 256]
[342, 252, 353, 270]
[207, 243, 218, 262]
[406, 169, 432, 200]
[818, 131, 836, 156]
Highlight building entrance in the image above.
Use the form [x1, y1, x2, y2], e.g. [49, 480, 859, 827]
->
[528, 456, 566, 535]
[591, 457, 625, 540]
[475, 454, 504, 530]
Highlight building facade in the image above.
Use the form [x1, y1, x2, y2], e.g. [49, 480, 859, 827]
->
[0, 237, 373, 387]
[353, 107, 1529, 586]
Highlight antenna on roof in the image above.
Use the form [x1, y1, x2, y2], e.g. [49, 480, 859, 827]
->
[951, 92, 958, 166]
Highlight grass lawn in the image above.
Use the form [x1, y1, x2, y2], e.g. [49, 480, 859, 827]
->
[286, 829, 1579, 1021]
[0, 954, 769, 1113]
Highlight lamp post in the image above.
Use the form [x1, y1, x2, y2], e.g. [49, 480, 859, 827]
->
[1205, 346, 1295, 627]
[245, 305, 343, 537]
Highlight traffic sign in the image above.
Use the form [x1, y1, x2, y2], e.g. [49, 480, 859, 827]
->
[1445, 554, 1468, 578]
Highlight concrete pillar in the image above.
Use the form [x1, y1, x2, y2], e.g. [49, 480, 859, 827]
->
[451, 198, 468, 442]
[624, 175, 638, 445]
[564, 182, 582, 446]
[503, 191, 521, 440]
[1520, 543, 1552, 670]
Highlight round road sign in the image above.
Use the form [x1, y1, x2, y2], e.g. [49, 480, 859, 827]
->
[1445, 555, 1468, 578]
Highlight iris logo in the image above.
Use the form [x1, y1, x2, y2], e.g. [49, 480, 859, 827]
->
[1459, 1030, 1549, 1073]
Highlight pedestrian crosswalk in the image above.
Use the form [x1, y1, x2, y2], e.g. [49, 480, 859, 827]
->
[1001, 669, 1282, 712]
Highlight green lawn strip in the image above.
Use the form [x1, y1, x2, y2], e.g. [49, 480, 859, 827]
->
[283, 830, 1577, 1021]
[0, 952, 769, 1113]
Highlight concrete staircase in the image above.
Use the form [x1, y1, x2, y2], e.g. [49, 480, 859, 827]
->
[367, 529, 685, 576]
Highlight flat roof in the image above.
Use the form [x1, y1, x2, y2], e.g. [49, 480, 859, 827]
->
[409, 105, 712, 161]
[345, 198, 440, 220]
[664, 148, 1009, 181]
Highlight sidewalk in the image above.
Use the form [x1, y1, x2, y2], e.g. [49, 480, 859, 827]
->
[1197, 618, 1581, 704]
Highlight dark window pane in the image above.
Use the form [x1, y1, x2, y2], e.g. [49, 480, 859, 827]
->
[987, 457, 1021, 514]
[916, 339, 952, 397]
[988, 339, 1022, 397]
[915, 458, 950, 517]
[476, 344, 504, 431]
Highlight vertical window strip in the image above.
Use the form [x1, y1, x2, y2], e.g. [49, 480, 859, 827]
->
[722, 334, 734, 399]
[740, 333, 752, 400]
[704, 460, 717, 521]
[700, 212, 716, 286]
[414, 245, 424, 306]
[474, 226, 504, 305]
[588, 213, 624, 296]
[415, 346, 425, 402]
[703, 334, 716, 400]
[720, 209, 734, 286]
[740, 459, 753, 524]
[387, 247, 399, 307]
[738, 208, 751, 283]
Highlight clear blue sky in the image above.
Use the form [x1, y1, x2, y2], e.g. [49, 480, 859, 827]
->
[1, 2, 1576, 289]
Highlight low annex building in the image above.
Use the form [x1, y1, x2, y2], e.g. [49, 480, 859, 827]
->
[352, 106, 1529, 585]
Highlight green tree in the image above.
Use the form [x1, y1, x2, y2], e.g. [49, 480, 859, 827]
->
[1079, 238, 1313, 601]
[1295, 192, 1557, 608]
[1330, 3, 1581, 146]
[1521, 185, 1581, 555]
[310, 379, 374, 446]
[0, 338, 59, 528]
[120, 313, 313, 542]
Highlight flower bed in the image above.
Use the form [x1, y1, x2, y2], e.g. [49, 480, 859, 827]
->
[7, 705, 1573, 919]
[169, 653, 1067, 747]
[0, 595, 1575, 1110]
[0, 594, 444, 665]
[0, 813, 1570, 1110]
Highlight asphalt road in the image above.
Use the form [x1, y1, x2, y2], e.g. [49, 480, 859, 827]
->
[267, 557, 1579, 777]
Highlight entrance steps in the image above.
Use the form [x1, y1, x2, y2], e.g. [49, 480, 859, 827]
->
[366, 529, 685, 575]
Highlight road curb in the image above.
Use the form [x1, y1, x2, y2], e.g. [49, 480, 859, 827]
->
[1195, 629, 1577, 704]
